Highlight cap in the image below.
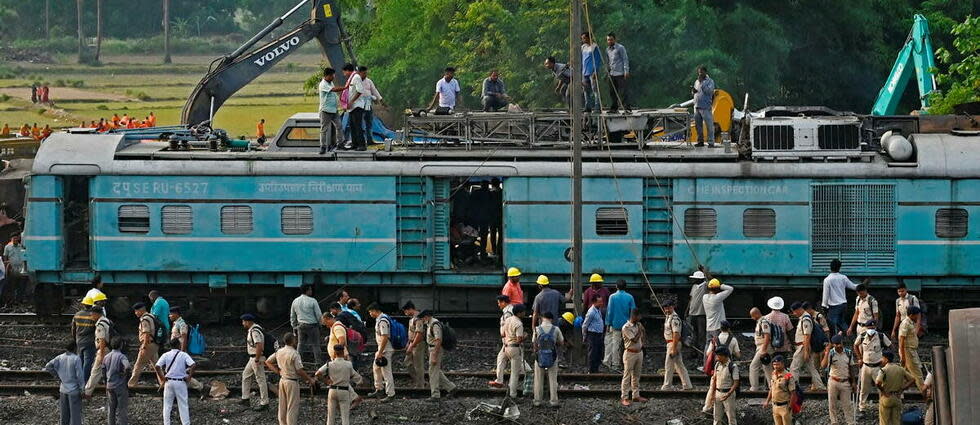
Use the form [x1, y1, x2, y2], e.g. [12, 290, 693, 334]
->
[714, 346, 731, 357]
[689, 270, 705, 279]
[562, 312, 575, 325]
[790, 302, 803, 311]
[496, 295, 511, 304]
[707, 278, 721, 289]
[720, 320, 731, 329]
[131, 302, 146, 311]
[772, 354, 785, 364]
[831, 334, 844, 344]
[883, 351, 896, 362]
[865, 319, 877, 328]
[418, 309, 433, 318]
[589, 273, 604, 283]
[240, 313, 257, 321]
[92, 292, 107, 303]
[170, 306, 182, 314]
[507, 267, 522, 277]
[662, 298, 677, 307]
[801, 301, 813, 310]
[767, 296, 785, 310]
[82, 296, 94, 306]
[907, 306, 921, 315]
[536, 275, 550, 285]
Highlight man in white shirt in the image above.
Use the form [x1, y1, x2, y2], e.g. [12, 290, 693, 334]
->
[360, 68, 385, 145]
[702, 279, 733, 362]
[3, 233, 26, 304]
[155, 339, 197, 425]
[821, 258, 857, 336]
[427, 67, 461, 114]
[346, 66, 370, 151]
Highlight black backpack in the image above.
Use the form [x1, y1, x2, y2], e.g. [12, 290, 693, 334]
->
[260, 327, 279, 358]
[145, 314, 168, 346]
[805, 316, 828, 352]
[98, 317, 120, 345]
[439, 321, 458, 351]
[768, 319, 786, 349]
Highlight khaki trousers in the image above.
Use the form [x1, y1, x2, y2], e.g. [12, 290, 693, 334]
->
[772, 403, 792, 425]
[749, 347, 773, 391]
[242, 357, 270, 405]
[406, 344, 426, 387]
[858, 364, 880, 410]
[372, 351, 395, 396]
[127, 343, 158, 387]
[533, 361, 559, 405]
[493, 345, 508, 384]
[503, 346, 523, 397]
[904, 347, 924, 390]
[663, 342, 692, 389]
[278, 379, 300, 425]
[326, 388, 352, 425]
[791, 346, 825, 389]
[879, 396, 902, 425]
[621, 350, 642, 399]
[428, 349, 456, 398]
[85, 347, 107, 396]
[603, 329, 623, 367]
[827, 379, 855, 425]
[712, 392, 737, 425]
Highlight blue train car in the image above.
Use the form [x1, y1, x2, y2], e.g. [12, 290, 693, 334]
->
[23, 128, 980, 318]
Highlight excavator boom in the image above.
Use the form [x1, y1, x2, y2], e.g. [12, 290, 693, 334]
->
[181, 0, 350, 126]
[871, 14, 937, 116]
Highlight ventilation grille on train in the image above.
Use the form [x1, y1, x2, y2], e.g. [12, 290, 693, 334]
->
[753, 125, 794, 150]
[811, 184, 895, 271]
[817, 125, 860, 149]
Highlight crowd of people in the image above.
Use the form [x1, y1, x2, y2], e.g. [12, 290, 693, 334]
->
[84, 112, 158, 132]
[449, 179, 503, 266]
[48, 258, 933, 425]
[1, 122, 53, 141]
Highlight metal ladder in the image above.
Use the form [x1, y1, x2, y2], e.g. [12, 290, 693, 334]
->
[396, 176, 429, 271]
[642, 178, 673, 274]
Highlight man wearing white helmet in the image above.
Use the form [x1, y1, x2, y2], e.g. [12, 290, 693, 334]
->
[687, 270, 708, 354]
[765, 297, 794, 359]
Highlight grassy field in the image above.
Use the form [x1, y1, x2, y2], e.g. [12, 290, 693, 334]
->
[0, 54, 323, 138]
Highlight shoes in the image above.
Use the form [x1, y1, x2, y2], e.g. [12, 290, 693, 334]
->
[633, 396, 648, 403]
[379, 395, 393, 403]
[549, 402, 560, 409]
[252, 404, 268, 412]
[319, 148, 326, 154]
[620, 399, 631, 407]
[708, 143, 716, 148]
[695, 142, 705, 147]
[487, 381, 505, 388]
[660, 385, 671, 391]
[238, 399, 251, 407]
[533, 401, 542, 407]
[682, 385, 695, 391]
[367, 390, 382, 398]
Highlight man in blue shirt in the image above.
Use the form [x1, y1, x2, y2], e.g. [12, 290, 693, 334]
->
[581, 295, 606, 373]
[318, 67, 345, 154]
[149, 290, 170, 335]
[604, 280, 636, 370]
[580, 32, 603, 112]
[45, 341, 85, 425]
[692, 65, 717, 147]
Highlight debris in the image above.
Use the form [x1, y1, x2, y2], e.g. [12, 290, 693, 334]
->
[209, 381, 230, 400]
[666, 420, 684, 425]
[465, 398, 521, 422]
[573, 384, 589, 390]
[592, 412, 602, 422]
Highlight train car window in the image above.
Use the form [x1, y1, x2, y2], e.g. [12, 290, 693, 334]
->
[936, 208, 968, 238]
[281, 206, 314, 235]
[161, 205, 193, 234]
[220, 205, 253, 234]
[743, 208, 776, 237]
[278, 127, 320, 147]
[118, 205, 150, 233]
[595, 207, 629, 236]
[684, 208, 716, 237]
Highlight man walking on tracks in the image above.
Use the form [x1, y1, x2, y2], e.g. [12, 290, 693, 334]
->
[748, 307, 774, 391]
[290, 284, 323, 366]
[317, 344, 363, 425]
[367, 303, 396, 401]
[128, 303, 160, 388]
[821, 334, 857, 425]
[891, 283, 921, 341]
[240, 313, 270, 411]
[149, 290, 171, 335]
[854, 320, 891, 413]
[898, 306, 924, 390]
[875, 352, 915, 425]
[849, 283, 879, 338]
[533, 312, 564, 407]
[84, 299, 111, 396]
[45, 341, 85, 425]
[604, 280, 635, 370]
[764, 355, 795, 425]
[155, 339, 197, 425]
[790, 302, 825, 391]
[489, 295, 515, 389]
[708, 346, 740, 425]
[266, 332, 315, 425]
[101, 338, 130, 425]
[822, 259, 857, 336]
[422, 310, 457, 400]
[662, 298, 693, 390]
[620, 308, 647, 406]
[401, 301, 427, 387]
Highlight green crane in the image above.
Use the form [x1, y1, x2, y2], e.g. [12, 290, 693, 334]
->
[871, 14, 938, 116]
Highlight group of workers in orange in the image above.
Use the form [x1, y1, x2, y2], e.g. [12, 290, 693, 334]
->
[87, 112, 158, 132]
[1, 123, 53, 141]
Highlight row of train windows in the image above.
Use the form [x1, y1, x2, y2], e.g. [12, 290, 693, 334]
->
[683, 207, 970, 238]
[118, 205, 314, 235]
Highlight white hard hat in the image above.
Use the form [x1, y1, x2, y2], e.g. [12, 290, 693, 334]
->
[689, 270, 705, 279]
[767, 296, 785, 310]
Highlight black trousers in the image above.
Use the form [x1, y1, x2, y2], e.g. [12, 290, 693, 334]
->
[608, 75, 628, 111]
[363, 109, 374, 144]
[349, 108, 367, 149]
[587, 331, 604, 373]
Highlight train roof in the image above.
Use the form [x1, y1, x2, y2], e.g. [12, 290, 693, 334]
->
[31, 131, 980, 179]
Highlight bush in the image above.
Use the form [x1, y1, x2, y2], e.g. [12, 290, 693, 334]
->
[96, 105, 109, 110]
[0, 94, 10, 102]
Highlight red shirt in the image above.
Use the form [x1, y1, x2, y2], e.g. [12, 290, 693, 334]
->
[501, 281, 524, 305]
[583, 286, 610, 309]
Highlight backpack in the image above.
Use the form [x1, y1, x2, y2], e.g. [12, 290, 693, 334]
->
[768, 319, 786, 349]
[535, 325, 558, 369]
[98, 317, 120, 345]
[681, 316, 696, 348]
[145, 314, 168, 346]
[188, 324, 207, 356]
[347, 328, 366, 354]
[439, 321, 458, 351]
[338, 311, 368, 337]
[789, 374, 806, 414]
[704, 340, 717, 376]
[254, 325, 278, 358]
[381, 315, 408, 350]
[805, 316, 829, 352]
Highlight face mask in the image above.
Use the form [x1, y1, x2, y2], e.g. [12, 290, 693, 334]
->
[866, 329, 877, 337]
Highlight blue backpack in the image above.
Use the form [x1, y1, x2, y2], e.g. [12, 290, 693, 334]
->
[536, 325, 559, 369]
[188, 324, 207, 356]
[382, 314, 409, 350]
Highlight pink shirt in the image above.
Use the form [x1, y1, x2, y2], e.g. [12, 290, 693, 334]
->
[502, 281, 524, 305]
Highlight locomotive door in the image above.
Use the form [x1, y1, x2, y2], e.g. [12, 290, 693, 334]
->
[62, 176, 91, 270]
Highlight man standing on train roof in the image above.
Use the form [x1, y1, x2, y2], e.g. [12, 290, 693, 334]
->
[605, 32, 630, 112]
[583, 273, 610, 314]
[822, 258, 857, 336]
[848, 283, 879, 338]
[604, 279, 635, 370]
[580, 32, 602, 112]
[702, 278, 733, 363]
[891, 282, 921, 341]
[318, 67, 345, 154]
[692, 65, 716, 147]
[427, 67, 462, 114]
[531, 274, 562, 328]
[149, 290, 171, 335]
[502, 267, 525, 305]
[688, 270, 708, 356]
[256, 119, 266, 145]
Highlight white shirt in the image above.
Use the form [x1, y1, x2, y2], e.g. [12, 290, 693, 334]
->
[348, 74, 368, 110]
[156, 349, 195, 379]
[821, 272, 857, 308]
[362, 78, 382, 111]
[436, 78, 461, 108]
[702, 285, 733, 331]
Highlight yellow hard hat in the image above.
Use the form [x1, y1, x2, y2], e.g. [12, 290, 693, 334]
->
[81, 296, 94, 306]
[92, 292, 107, 303]
[536, 275, 550, 285]
[507, 267, 522, 277]
[589, 273, 604, 283]
[562, 312, 575, 325]
[708, 278, 721, 289]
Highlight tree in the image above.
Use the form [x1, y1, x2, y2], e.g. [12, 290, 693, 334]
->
[163, 0, 172, 64]
[930, 15, 980, 114]
[95, 0, 103, 62]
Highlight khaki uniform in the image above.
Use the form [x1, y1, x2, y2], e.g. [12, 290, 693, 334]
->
[268, 345, 304, 425]
[169, 317, 203, 391]
[898, 317, 923, 389]
[662, 312, 692, 389]
[493, 305, 515, 386]
[875, 363, 914, 425]
[328, 322, 348, 360]
[769, 371, 796, 425]
[85, 316, 111, 395]
[319, 358, 362, 425]
[501, 315, 525, 397]
[372, 315, 395, 397]
[894, 295, 919, 323]
[750, 318, 774, 391]
[791, 314, 825, 389]
[128, 314, 159, 387]
[426, 318, 456, 398]
[855, 331, 891, 411]
[532, 321, 564, 406]
[242, 324, 270, 406]
[711, 359, 739, 425]
[621, 320, 644, 400]
[826, 348, 856, 425]
[406, 315, 427, 387]
[855, 295, 879, 335]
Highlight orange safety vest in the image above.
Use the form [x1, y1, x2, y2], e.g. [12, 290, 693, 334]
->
[20, 125, 30, 136]
[257, 122, 265, 138]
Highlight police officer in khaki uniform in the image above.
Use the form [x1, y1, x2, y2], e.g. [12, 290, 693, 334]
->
[853, 320, 891, 412]
[821, 334, 856, 425]
[790, 302, 825, 390]
[620, 308, 647, 406]
[661, 299, 693, 390]
[764, 355, 795, 425]
[422, 311, 456, 400]
[240, 314, 270, 410]
[488, 295, 515, 389]
[500, 304, 526, 398]
[848, 284, 879, 337]
[84, 302, 111, 396]
[266, 333, 315, 425]
[748, 307, 773, 391]
[317, 344, 363, 425]
[322, 306, 349, 361]
[709, 346, 739, 425]
[532, 312, 564, 407]
[401, 301, 427, 387]
[890, 283, 920, 341]
[367, 303, 395, 400]
[168, 307, 204, 394]
[128, 303, 159, 388]
[898, 306, 924, 390]
[875, 351, 915, 425]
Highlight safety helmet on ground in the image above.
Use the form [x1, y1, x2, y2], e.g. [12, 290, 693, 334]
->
[536, 275, 550, 285]
[81, 296, 94, 306]
[589, 273, 603, 283]
[707, 278, 721, 289]
[562, 312, 575, 325]
[507, 267, 522, 277]
[92, 292, 107, 303]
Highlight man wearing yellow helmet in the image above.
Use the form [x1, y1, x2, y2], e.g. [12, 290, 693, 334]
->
[72, 297, 98, 383]
[501, 267, 524, 306]
[582, 273, 610, 315]
[702, 278, 734, 367]
[531, 275, 562, 328]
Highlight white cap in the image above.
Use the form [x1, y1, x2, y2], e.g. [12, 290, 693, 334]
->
[689, 270, 706, 279]
[767, 296, 785, 310]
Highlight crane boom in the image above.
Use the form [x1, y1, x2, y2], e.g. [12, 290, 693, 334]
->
[871, 14, 937, 116]
[181, 0, 351, 126]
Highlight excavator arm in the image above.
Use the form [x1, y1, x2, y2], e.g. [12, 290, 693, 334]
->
[181, 0, 352, 126]
[871, 14, 937, 116]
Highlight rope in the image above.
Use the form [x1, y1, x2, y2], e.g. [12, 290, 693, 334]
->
[582, 0, 627, 113]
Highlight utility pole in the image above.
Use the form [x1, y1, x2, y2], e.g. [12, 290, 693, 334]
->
[569, 0, 584, 317]
[163, 0, 172, 64]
